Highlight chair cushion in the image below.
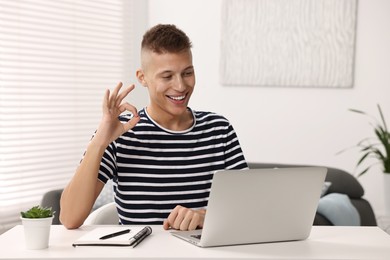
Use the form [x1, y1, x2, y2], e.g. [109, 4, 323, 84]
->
[317, 193, 360, 226]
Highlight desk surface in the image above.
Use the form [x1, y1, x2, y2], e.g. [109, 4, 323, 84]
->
[1, 225, 390, 260]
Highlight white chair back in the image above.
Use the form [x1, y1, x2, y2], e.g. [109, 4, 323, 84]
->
[83, 202, 118, 225]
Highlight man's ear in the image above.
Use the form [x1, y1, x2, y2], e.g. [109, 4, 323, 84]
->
[136, 69, 147, 87]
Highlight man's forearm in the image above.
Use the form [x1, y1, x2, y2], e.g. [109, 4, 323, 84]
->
[59, 141, 107, 229]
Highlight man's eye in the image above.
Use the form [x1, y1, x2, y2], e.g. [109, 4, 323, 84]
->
[183, 71, 194, 77]
[162, 75, 172, 79]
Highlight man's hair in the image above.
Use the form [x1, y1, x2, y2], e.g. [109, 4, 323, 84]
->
[141, 24, 192, 54]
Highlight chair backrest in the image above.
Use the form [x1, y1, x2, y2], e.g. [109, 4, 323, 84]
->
[83, 202, 119, 225]
[40, 189, 63, 224]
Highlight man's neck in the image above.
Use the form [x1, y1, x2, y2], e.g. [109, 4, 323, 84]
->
[146, 107, 194, 132]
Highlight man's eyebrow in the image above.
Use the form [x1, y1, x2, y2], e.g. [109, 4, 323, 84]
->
[156, 70, 173, 77]
[157, 66, 194, 76]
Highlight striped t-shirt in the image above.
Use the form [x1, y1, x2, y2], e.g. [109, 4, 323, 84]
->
[97, 108, 247, 224]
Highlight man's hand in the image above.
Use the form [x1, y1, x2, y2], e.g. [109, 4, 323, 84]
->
[163, 205, 206, 231]
[93, 82, 140, 147]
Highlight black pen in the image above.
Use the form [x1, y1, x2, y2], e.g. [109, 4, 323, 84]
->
[129, 226, 152, 247]
[99, 229, 131, 240]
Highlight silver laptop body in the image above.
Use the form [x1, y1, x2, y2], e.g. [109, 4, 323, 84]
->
[171, 167, 327, 247]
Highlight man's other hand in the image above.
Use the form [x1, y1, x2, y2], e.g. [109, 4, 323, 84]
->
[163, 205, 206, 231]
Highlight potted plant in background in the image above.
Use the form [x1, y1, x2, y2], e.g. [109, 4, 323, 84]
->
[348, 104, 390, 213]
[20, 205, 55, 249]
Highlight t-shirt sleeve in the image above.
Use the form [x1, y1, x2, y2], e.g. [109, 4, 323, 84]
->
[224, 123, 248, 170]
[97, 142, 117, 184]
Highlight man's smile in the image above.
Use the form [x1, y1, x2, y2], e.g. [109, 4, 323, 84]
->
[167, 94, 186, 101]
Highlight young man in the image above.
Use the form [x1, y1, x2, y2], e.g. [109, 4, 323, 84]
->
[60, 24, 247, 230]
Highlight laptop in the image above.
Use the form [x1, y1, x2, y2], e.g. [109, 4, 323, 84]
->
[171, 167, 327, 247]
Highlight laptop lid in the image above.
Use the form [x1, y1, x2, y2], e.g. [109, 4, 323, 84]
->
[171, 167, 327, 247]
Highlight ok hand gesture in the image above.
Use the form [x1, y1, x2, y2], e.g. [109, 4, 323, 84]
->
[94, 82, 140, 147]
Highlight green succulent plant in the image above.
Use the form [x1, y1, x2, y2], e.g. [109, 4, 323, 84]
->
[20, 205, 55, 219]
[348, 104, 390, 177]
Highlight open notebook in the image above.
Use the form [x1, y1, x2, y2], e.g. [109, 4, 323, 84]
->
[72, 226, 151, 247]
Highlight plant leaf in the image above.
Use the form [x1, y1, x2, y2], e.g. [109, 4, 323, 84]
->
[349, 108, 366, 115]
[344, 105, 389, 177]
[378, 104, 388, 133]
[357, 166, 372, 177]
[20, 205, 54, 218]
[356, 151, 371, 167]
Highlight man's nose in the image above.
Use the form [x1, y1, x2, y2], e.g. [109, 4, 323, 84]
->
[173, 75, 186, 91]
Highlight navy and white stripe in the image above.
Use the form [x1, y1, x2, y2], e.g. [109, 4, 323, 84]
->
[97, 108, 247, 224]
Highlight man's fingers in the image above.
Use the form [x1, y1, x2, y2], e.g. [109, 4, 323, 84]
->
[105, 83, 136, 113]
[179, 210, 194, 231]
[115, 84, 135, 107]
[102, 89, 110, 112]
[122, 114, 140, 132]
[188, 213, 201, 231]
[119, 102, 138, 116]
[108, 82, 123, 108]
[164, 205, 181, 230]
[172, 208, 186, 230]
[164, 206, 205, 231]
[118, 102, 139, 131]
[163, 219, 170, 230]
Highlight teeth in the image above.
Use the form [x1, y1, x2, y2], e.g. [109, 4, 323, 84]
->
[169, 95, 185, 101]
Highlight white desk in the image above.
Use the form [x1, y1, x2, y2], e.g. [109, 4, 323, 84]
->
[1, 225, 390, 260]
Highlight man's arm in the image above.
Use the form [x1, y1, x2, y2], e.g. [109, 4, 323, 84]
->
[60, 82, 140, 229]
[59, 141, 106, 229]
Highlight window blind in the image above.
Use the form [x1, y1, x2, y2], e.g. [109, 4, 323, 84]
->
[0, 0, 145, 233]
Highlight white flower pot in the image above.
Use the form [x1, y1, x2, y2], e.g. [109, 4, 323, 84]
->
[20, 216, 54, 249]
[383, 174, 390, 215]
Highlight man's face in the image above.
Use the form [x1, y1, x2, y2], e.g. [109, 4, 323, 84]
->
[139, 49, 195, 120]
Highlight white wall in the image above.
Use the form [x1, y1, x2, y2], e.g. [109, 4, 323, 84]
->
[147, 0, 390, 214]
